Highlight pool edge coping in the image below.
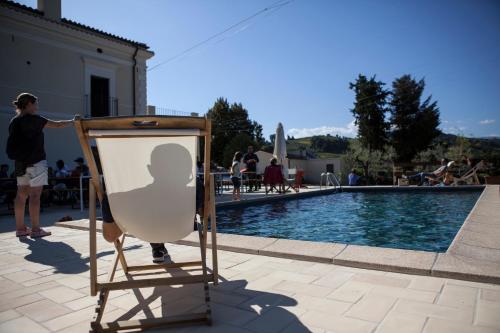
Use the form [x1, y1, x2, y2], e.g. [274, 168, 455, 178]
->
[55, 184, 500, 285]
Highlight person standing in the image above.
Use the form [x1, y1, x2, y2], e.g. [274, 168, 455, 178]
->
[243, 145, 259, 192]
[6, 93, 74, 238]
[231, 152, 243, 201]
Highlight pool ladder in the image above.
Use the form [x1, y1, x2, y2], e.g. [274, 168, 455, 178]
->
[320, 172, 342, 191]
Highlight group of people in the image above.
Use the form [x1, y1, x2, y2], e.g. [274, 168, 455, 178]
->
[347, 156, 483, 187]
[1, 158, 90, 204]
[230, 146, 260, 200]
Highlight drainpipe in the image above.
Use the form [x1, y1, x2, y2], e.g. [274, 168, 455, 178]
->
[132, 46, 139, 116]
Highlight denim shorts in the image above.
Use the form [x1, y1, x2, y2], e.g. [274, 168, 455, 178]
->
[231, 177, 241, 189]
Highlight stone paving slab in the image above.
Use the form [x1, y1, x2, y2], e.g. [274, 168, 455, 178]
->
[260, 239, 346, 263]
[432, 254, 500, 284]
[334, 245, 437, 275]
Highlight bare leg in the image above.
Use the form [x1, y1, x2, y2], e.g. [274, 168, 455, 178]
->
[28, 186, 43, 230]
[15, 185, 30, 230]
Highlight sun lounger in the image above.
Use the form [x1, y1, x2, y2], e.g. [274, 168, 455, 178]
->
[74, 116, 217, 332]
[452, 160, 484, 185]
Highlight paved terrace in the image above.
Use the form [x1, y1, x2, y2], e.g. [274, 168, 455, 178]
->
[0, 185, 499, 332]
[1, 227, 500, 333]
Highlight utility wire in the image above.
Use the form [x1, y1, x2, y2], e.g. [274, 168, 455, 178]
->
[148, 0, 293, 72]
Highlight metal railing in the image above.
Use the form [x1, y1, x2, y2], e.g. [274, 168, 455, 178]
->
[147, 105, 202, 117]
[320, 172, 341, 190]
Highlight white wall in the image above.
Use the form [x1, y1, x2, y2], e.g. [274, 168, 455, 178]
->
[0, 5, 153, 169]
[255, 150, 342, 185]
[290, 158, 343, 184]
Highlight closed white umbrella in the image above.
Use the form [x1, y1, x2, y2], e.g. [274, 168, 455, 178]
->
[273, 122, 288, 178]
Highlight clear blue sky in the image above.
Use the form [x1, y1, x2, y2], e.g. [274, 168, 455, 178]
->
[20, 0, 500, 139]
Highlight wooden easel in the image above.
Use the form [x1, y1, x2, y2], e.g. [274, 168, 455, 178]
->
[74, 116, 218, 332]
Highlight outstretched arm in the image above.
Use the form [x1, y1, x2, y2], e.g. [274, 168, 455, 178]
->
[45, 118, 75, 128]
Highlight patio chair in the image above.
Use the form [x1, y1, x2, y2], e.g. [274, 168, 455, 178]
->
[421, 160, 455, 186]
[74, 116, 218, 332]
[263, 164, 284, 194]
[452, 160, 484, 185]
[285, 168, 304, 193]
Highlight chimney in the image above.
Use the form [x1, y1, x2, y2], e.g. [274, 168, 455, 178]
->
[37, 0, 61, 21]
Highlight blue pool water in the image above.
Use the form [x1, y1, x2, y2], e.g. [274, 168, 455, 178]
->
[216, 190, 482, 252]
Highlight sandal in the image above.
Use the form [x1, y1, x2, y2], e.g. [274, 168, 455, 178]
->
[30, 228, 51, 238]
[16, 226, 31, 237]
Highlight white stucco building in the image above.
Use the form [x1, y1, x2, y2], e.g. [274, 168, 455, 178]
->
[255, 150, 343, 185]
[0, 0, 154, 170]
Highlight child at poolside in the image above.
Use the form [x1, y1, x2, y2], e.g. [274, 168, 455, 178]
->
[231, 151, 243, 201]
[6, 93, 74, 238]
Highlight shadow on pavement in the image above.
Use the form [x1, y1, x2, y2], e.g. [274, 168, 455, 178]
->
[19, 237, 141, 274]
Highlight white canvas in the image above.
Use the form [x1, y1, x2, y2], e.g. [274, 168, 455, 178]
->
[96, 135, 197, 243]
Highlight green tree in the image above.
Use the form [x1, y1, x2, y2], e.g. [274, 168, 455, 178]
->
[349, 74, 389, 151]
[446, 134, 472, 162]
[252, 121, 266, 146]
[389, 75, 441, 162]
[343, 139, 394, 181]
[207, 97, 264, 166]
[412, 143, 447, 165]
[222, 133, 256, 168]
[310, 135, 350, 154]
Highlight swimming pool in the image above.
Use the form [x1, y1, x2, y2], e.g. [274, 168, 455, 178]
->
[216, 190, 483, 252]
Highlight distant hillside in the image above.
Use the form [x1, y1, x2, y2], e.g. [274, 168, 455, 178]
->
[284, 135, 352, 159]
[279, 133, 500, 160]
[436, 133, 500, 158]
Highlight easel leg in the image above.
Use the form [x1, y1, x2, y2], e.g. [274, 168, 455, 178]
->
[210, 200, 218, 285]
[89, 182, 98, 297]
[198, 219, 212, 325]
[209, 175, 218, 285]
[91, 234, 126, 330]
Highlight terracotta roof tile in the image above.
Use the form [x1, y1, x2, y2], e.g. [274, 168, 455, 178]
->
[1, 0, 150, 49]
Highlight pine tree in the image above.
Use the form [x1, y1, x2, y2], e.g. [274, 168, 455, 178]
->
[349, 74, 389, 151]
[206, 97, 264, 166]
[389, 75, 440, 163]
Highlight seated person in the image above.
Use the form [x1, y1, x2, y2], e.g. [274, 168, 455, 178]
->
[348, 169, 360, 186]
[96, 146, 206, 263]
[263, 158, 284, 193]
[71, 157, 89, 177]
[0, 164, 9, 178]
[54, 160, 70, 178]
[52, 160, 72, 194]
[404, 158, 450, 185]
[0, 164, 16, 205]
[101, 177, 205, 263]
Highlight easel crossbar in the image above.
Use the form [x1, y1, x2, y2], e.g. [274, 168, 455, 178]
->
[98, 274, 214, 291]
[126, 261, 202, 272]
